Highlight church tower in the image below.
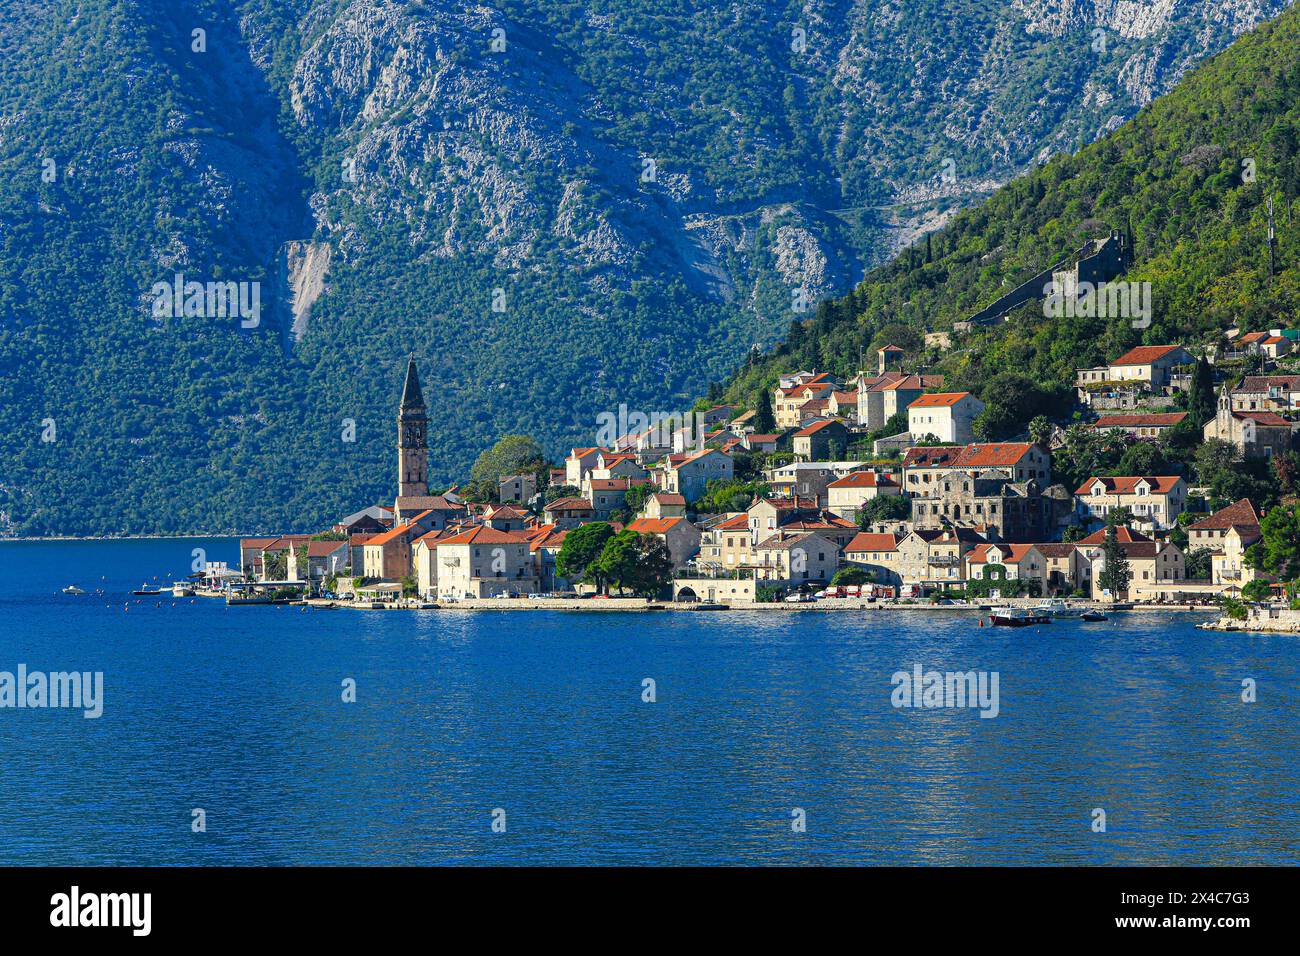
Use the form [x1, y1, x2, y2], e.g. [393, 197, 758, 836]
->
[397, 355, 429, 498]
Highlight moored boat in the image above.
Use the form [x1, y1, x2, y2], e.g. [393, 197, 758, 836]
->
[1031, 598, 1085, 619]
[990, 607, 1051, 627]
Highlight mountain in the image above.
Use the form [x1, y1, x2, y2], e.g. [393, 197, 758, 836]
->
[722, 0, 1300, 432]
[0, 0, 1288, 535]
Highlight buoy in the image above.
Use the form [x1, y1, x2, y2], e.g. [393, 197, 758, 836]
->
[978, 618, 984, 627]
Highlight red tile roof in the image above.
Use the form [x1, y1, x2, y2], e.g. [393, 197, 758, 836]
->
[968, 543, 1036, 564]
[1034, 543, 1078, 559]
[755, 495, 818, 510]
[845, 532, 900, 553]
[651, 492, 686, 505]
[306, 540, 347, 557]
[793, 418, 844, 438]
[1236, 375, 1300, 393]
[902, 442, 1037, 469]
[627, 517, 690, 534]
[366, 522, 418, 547]
[1075, 476, 1183, 495]
[588, 478, 633, 491]
[1077, 526, 1152, 545]
[1110, 345, 1183, 366]
[1189, 498, 1261, 531]
[672, 447, 730, 469]
[878, 375, 929, 391]
[394, 495, 464, 512]
[1234, 411, 1291, 426]
[828, 471, 897, 489]
[434, 526, 530, 546]
[545, 497, 594, 512]
[908, 391, 972, 408]
[1094, 412, 1187, 428]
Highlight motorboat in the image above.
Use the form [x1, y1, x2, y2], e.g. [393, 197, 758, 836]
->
[61, 585, 86, 595]
[1081, 610, 1108, 622]
[990, 607, 1051, 627]
[1031, 598, 1085, 619]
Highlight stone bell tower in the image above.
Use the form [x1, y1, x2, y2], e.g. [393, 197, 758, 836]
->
[397, 355, 429, 498]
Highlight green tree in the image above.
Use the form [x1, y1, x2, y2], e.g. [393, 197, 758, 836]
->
[1062, 522, 1088, 543]
[555, 522, 616, 590]
[1271, 450, 1300, 496]
[971, 374, 1069, 441]
[1116, 440, 1168, 476]
[879, 410, 909, 438]
[1188, 355, 1216, 426]
[1195, 439, 1240, 487]
[470, 435, 544, 489]
[1184, 546, 1213, 580]
[1242, 578, 1274, 601]
[753, 389, 776, 433]
[1053, 424, 1125, 491]
[1246, 503, 1300, 582]
[595, 531, 673, 597]
[621, 483, 654, 516]
[1105, 506, 1133, 528]
[545, 484, 582, 504]
[830, 566, 871, 586]
[263, 549, 287, 581]
[1097, 524, 1132, 598]
[1028, 415, 1052, 446]
[857, 494, 911, 528]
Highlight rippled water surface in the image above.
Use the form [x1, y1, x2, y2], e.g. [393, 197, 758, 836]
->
[1, 538, 1296, 865]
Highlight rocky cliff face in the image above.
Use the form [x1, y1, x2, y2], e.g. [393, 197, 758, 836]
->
[259, 0, 1292, 335]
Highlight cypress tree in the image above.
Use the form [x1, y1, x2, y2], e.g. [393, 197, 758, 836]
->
[1098, 524, 1133, 599]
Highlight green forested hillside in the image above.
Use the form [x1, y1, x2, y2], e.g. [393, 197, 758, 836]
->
[726, 6, 1300, 423]
[0, 0, 1287, 535]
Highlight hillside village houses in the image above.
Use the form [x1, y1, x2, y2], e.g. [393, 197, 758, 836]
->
[233, 332, 1296, 604]
[1074, 476, 1187, 531]
[907, 391, 985, 443]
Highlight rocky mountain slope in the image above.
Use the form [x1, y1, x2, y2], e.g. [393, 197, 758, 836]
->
[725, 1, 1300, 445]
[0, 0, 1289, 533]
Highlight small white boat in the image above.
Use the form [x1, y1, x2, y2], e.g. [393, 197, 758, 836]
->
[1032, 598, 1085, 619]
[61, 585, 86, 595]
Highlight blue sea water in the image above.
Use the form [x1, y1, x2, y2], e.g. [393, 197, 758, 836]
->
[0, 537, 1296, 866]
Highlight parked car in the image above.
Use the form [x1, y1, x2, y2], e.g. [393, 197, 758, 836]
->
[784, 593, 815, 604]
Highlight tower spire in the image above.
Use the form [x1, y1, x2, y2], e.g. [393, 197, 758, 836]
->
[397, 354, 429, 499]
[400, 353, 425, 410]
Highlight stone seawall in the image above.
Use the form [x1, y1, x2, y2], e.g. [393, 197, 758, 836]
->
[1205, 607, 1300, 633]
